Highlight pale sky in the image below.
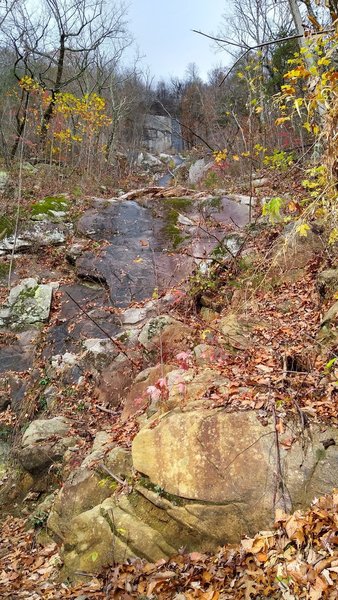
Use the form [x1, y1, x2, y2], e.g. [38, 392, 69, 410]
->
[128, 0, 230, 82]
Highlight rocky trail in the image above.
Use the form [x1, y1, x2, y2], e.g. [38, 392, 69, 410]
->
[0, 160, 338, 599]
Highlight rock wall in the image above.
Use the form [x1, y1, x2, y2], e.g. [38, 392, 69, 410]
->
[142, 115, 182, 153]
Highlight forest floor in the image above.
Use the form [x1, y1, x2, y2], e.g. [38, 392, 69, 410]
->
[0, 164, 338, 599]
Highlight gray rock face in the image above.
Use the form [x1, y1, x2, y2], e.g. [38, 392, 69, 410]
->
[0, 278, 57, 328]
[0, 330, 39, 384]
[43, 284, 121, 359]
[138, 315, 175, 348]
[76, 201, 194, 307]
[0, 343, 34, 373]
[143, 115, 173, 154]
[188, 158, 213, 185]
[0, 222, 71, 255]
[137, 152, 162, 168]
[252, 177, 269, 188]
[73, 196, 249, 308]
[17, 416, 76, 473]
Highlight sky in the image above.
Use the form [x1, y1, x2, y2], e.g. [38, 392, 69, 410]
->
[127, 0, 230, 82]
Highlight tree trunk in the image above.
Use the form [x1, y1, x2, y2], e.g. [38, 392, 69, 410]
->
[39, 33, 66, 148]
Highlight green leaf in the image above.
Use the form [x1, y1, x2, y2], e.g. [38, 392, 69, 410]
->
[262, 197, 284, 223]
[325, 357, 338, 371]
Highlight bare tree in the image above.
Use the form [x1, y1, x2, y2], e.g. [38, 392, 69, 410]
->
[2, 0, 131, 158]
[219, 0, 291, 54]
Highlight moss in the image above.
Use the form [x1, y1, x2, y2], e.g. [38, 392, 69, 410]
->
[160, 197, 193, 249]
[0, 425, 12, 441]
[138, 477, 185, 506]
[164, 197, 192, 211]
[147, 316, 168, 341]
[31, 195, 69, 218]
[0, 215, 14, 237]
[0, 261, 10, 279]
[201, 196, 222, 210]
[17, 284, 39, 300]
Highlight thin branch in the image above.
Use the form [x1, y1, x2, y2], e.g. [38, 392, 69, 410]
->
[97, 463, 125, 486]
[192, 29, 249, 49]
[94, 404, 119, 415]
[64, 290, 139, 368]
[193, 28, 335, 86]
[155, 99, 215, 152]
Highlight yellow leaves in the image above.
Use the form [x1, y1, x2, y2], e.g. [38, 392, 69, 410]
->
[303, 121, 320, 136]
[296, 223, 311, 237]
[254, 143, 266, 153]
[232, 154, 240, 161]
[285, 65, 310, 80]
[281, 84, 296, 96]
[54, 91, 110, 132]
[213, 149, 228, 163]
[318, 57, 331, 67]
[287, 201, 299, 213]
[328, 228, 338, 245]
[294, 97, 304, 118]
[19, 75, 41, 92]
[275, 116, 291, 126]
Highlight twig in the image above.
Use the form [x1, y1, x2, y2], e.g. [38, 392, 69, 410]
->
[270, 390, 290, 512]
[8, 99, 29, 288]
[192, 29, 249, 49]
[94, 404, 119, 415]
[182, 250, 225, 267]
[155, 99, 215, 151]
[64, 290, 139, 368]
[192, 28, 334, 87]
[98, 462, 125, 486]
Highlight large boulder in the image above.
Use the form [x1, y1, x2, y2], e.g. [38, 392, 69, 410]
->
[133, 410, 338, 526]
[133, 410, 276, 508]
[16, 417, 76, 473]
[318, 299, 338, 345]
[47, 408, 338, 580]
[48, 433, 133, 542]
[0, 278, 57, 328]
[164, 367, 229, 411]
[61, 495, 176, 577]
[188, 158, 213, 185]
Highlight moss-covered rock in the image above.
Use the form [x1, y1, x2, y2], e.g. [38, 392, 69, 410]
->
[0, 278, 57, 328]
[30, 195, 70, 222]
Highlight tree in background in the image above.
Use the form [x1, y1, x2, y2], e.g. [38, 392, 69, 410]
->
[0, 0, 131, 159]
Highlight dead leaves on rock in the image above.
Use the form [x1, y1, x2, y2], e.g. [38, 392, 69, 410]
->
[95, 489, 338, 599]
